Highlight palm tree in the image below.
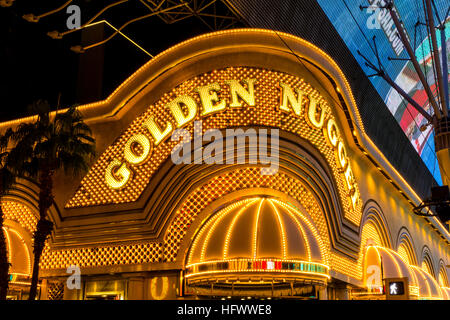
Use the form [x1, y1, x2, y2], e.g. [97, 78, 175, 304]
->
[8, 101, 95, 300]
[0, 129, 15, 300]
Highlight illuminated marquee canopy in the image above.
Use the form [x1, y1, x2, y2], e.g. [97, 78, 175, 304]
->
[186, 197, 329, 291]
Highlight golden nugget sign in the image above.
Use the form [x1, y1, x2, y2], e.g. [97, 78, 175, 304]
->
[104, 75, 360, 210]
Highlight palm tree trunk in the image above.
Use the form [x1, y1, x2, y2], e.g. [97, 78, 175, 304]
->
[0, 206, 10, 300]
[28, 166, 54, 300]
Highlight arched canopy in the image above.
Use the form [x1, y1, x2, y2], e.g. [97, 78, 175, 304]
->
[364, 246, 418, 297]
[364, 245, 449, 300]
[410, 265, 443, 300]
[441, 287, 450, 300]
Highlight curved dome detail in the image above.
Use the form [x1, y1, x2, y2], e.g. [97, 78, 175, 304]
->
[185, 197, 329, 291]
[2, 226, 32, 277]
[188, 198, 325, 264]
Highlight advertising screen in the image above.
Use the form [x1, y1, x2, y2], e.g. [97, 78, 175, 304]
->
[317, 0, 449, 185]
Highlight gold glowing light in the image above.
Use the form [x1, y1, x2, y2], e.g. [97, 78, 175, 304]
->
[67, 67, 361, 230]
[1, 29, 433, 240]
[187, 198, 257, 265]
[185, 258, 331, 281]
[223, 199, 259, 260]
[267, 199, 287, 260]
[187, 196, 328, 278]
[2, 226, 32, 276]
[124, 133, 152, 164]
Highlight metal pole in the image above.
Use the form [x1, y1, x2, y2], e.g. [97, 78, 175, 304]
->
[425, 0, 448, 116]
[388, 2, 442, 119]
[357, 47, 433, 122]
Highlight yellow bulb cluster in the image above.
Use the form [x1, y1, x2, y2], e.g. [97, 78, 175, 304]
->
[410, 265, 444, 300]
[65, 67, 362, 227]
[39, 241, 163, 270]
[2, 226, 32, 276]
[397, 244, 412, 266]
[2, 201, 37, 233]
[224, 200, 259, 260]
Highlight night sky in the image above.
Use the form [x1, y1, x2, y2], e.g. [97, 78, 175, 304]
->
[0, 0, 233, 121]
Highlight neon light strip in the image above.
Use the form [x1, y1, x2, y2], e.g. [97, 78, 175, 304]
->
[373, 246, 403, 278]
[365, 246, 382, 288]
[187, 262, 329, 275]
[185, 269, 331, 280]
[411, 265, 439, 299]
[410, 265, 419, 289]
[371, 245, 423, 289]
[2, 227, 11, 264]
[409, 286, 420, 297]
[83, 20, 153, 57]
[367, 245, 445, 299]
[10, 273, 30, 277]
[187, 198, 255, 265]
[272, 200, 311, 261]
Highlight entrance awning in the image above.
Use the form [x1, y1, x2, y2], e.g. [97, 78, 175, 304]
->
[441, 287, 450, 300]
[2, 225, 32, 279]
[410, 266, 443, 300]
[185, 197, 329, 297]
[364, 245, 447, 300]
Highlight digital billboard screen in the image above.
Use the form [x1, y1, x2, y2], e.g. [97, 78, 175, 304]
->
[317, 0, 449, 185]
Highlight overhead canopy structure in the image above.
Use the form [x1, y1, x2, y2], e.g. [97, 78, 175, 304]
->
[2, 224, 32, 283]
[363, 245, 446, 299]
[411, 265, 444, 300]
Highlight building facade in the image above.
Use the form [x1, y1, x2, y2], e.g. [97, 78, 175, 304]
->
[2, 29, 450, 300]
